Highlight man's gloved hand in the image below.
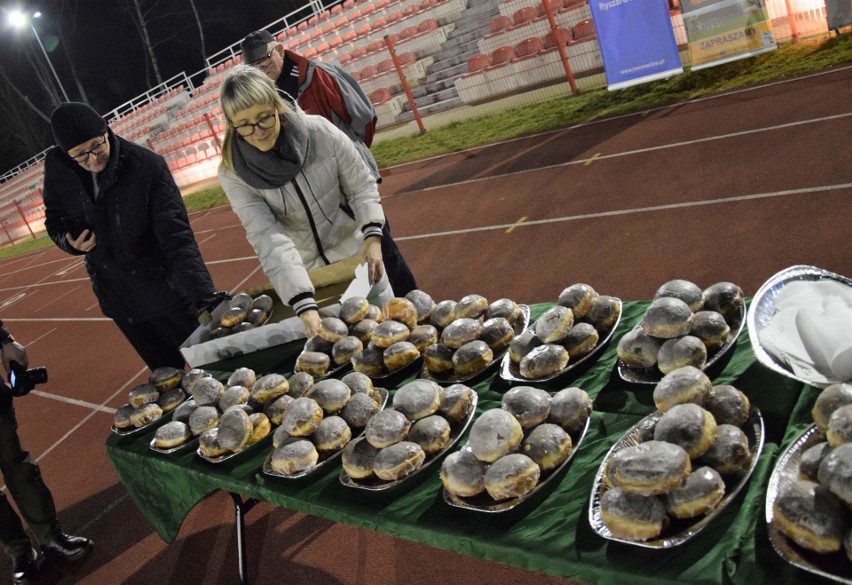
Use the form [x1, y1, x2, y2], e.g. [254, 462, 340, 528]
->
[196, 291, 232, 326]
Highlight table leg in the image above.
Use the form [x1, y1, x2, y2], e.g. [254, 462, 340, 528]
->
[229, 492, 258, 585]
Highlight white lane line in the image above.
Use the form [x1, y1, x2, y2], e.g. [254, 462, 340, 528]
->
[77, 493, 129, 534]
[197, 233, 217, 245]
[24, 328, 56, 346]
[34, 366, 149, 464]
[33, 285, 81, 313]
[387, 112, 852, 197]
[380, 65, 852, 173]
[3, 317, 111, 322]
[86, 301, 100, 312]
[206, 256, 257, 265]
[30, 390, 117, 414]
[0, 291, 33, 310]
[229, 264, 264, 295]
[193, 223, 243, 236]
[395, 183, 852, 241]
[0, 277, 92, 294]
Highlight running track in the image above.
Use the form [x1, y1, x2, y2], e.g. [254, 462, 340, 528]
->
[0, 65, 850, 585]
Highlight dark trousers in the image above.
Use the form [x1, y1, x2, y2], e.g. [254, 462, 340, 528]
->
[113, 304, 199, 370]
[381, 217, 417, 297]
[0, 406, 61, 559]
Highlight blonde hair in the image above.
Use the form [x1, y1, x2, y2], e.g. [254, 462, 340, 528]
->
[218, 64, 294, 171]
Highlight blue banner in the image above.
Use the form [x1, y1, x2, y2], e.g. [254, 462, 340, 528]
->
[589, 0, 684, 90]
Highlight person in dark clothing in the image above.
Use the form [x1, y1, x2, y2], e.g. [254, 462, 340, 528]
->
[0, 321, 93, 585]
[42, 102, 226, 370]
[240, 30, 418, 297]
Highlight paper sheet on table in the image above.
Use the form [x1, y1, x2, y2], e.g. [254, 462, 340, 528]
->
[758, 280, 852, 384]
[340, 262, 371, 302]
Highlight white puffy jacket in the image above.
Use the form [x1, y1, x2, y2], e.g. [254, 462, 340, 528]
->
[219, 114, 392, 313]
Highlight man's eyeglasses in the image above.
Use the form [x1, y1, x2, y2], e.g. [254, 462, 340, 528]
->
[69, 136, 108, 162]
[232, 112, 278, 137]
[249, 52, 273, 67]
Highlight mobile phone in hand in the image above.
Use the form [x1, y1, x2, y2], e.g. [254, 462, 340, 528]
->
[61, 215, 90, 239]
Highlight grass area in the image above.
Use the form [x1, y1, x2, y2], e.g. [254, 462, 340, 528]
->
[2, 35, 850, 260]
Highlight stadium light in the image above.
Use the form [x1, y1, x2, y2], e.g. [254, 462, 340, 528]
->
[8, 10, 70, 102]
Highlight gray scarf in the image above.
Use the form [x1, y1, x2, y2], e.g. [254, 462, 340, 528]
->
[232, 112, 310, 189]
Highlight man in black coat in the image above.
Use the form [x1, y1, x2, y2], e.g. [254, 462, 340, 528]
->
[43, 102, 225, 370]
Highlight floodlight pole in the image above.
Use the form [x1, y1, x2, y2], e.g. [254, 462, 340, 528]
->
[20, 14, 71, 103]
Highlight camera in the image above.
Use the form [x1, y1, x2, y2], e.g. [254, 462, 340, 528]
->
[8, 361, 48, 397]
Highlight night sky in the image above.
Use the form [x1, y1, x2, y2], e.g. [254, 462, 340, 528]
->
[0, 0, 305, 169]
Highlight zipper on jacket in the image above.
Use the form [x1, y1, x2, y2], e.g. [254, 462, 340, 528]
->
[291, 179, 331, 265]
[301, 170, 333, 225]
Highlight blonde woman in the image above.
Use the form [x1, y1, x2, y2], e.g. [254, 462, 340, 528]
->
[218, 65, 392, 337]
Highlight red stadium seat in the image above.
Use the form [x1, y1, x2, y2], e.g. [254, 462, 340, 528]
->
[512, 7, 537, 26]
[298, 21, 309, 32]
[339, 52, 353, 65]
[489, 16, 513, 35]
[316, 42, 331, 54]
[311, 28, 323, 40]
[466, 54, 490, 73]
[544, 27, 573, 48]
[490, 45, 516, 66]
[573, 19, 597, 40]
[403, 5, 419, 16]
[349, 9, 362, 20]
[376, 0, 391, 8]
[343, 30, 357, 42]
[420, 0, 438, 8]
[377, 59, 394, 73]
[357, 23, 371, 36]
[515, 36, 543, 57]
[308, 15, 320, 27]
[400, 25, 419, 39]
[387, 32, 403, 45]
[398, 51, 416, 65]
[373, 17, 387, 28]
[387, 10, 404, 22]
[361, 3, 376, 15]
[367, 39, 384, 52]
[418, 19, 439, 33]
[331, 4, 343, 14]
[361, 65, 379, 78]
[305, 47, 319, 59]
[369, 87, 393, 105]
[344, 0, 356, 9]
[352, 46, 368, 59]
[322, 22, 335, 35]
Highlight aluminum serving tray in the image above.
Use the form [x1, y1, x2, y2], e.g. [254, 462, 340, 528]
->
[369, 354, 423, 382]
[443, 414, 591, 513]
[423, 304, 531, 385]
[617, 301, 747, 385]
[110, 395, 190, 437]
[262, 387, 389, 479]
[588, 407, 764, 548]
[765, 424, 852, 584]
[197, 429, 273, 464]
[500, 301, 621, 384]
[339, 391, 479, 491]
[149, 434, 199, 455]
[748, 265, 852, 389]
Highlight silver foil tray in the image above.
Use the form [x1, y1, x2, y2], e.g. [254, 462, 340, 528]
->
[588, 407, 764, 548]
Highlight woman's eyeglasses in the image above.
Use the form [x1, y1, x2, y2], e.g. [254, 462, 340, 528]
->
[232, 112, 278, 137]
[69, 136, 108, 162]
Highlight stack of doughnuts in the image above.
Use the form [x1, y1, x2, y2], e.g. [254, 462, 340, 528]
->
[599, 365, 754, 541]
[441, 386, 592, 503]
[420, 294, 526, 381]
[617, 280, 743, 376]
[508, 283, 621, 380]
[771, 382, 852, 558]
[267, 373, 388, 476]
[341, 379, 476, 484]
[207, 292, 275, 340]
[113, 367, 188, 432]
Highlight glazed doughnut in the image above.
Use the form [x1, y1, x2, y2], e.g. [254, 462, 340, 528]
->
[382, 297, 418, 331]
[441, 318, 482, 350]
[365, 304, 383, 322]
[409, 415, 451, 455]
[827, 404, 852, 447]
[664, 466, 725, 519]
[191, 377, 225, 407]
[557, 283, 597, 319]
[430, 300, 457, 329]
[304, 335, 334, 355]
[641, 297, 695, 339]
[251, 373, 290, 404]
[374, 441, 426, 481]
[129, 384, 159, 408]
[480, 317, 515, 352]
[423, 343, 454, 376]
[332, 335, 364, 366]
[654, 279, 704, 312]
[522, 423, 572, 471]
[606, 440, 691, 496]
[438, 384, 475, 424]
[172, 400, 197, 424]
[560, 322, 599, 360]
[349, 319, 379, 345]
[455, 294, 488, 320]
[149, 367, 183, 392]
[548, 387, 592, 434]
[286, 371, 314, 398]
[199, 427, 229, 458]
[519, 344, 569, 379]
[383, 341, 420, 372]
[113, 404, 135, 430]
[484, 453, 541, 501]
[188, 405, 219, 436]
[218, 385, 250, 412]
[217, 408, 253, 452]
[263, 394, 294, 426]
[773, 479, 845, 553]
[690, 311, 731, 351]
[342, 437, 381, 479]
[695, 424, 751, 474]
[600, 487, 667, 541]
[272, 424, 290, 449]
[371, 320, 410, 349]
[812, 383, 852, 433]
[501, 386, 552, 430]
[508, 329, 543, 364]
[584, 295, 621, 331]
[653, 403, 718, 459]
[657, 336, 708, 375]
[183, 368, 211, 393]
[340, 392, 380, 428]
[307, 379, 351, 414]
[440, 449, 488, 498]
[468, 409, 523, 463]
[270, 438, 319, 475]
[452, 340, 494, 377]
[817, 443, 852, 506]
[220, 307, 247, 328]
[404, 289, 436, 324]
[227, 367, 257, 391]
[130, 403, 163, 428]
[339, 296, 370, 325]
[392, 379, 442, 421]
[617, 329, 661, 369]
[312, 415, 352, 453]
[652, 366, 712, 411]
[486, 298, 522, 325]
[702, 282, 744, 323]
[365, 409, 411, 448]
[157, 387, 186, 413]
[534, 306, 574, 344]
[704, 385, 750, 428]
[229, 292, 253, 310]
[245, 309, 267, 327]
[340, 371, 375, 396]
[280, 397, 324, 437]
[154, 421, 192, 449]
[295, 351, 331, 377]
[250, 294, 273, 313]
[317, 317, 348, 343]
[799, 441, 831, 482]
[407, 325, 438, 354]
[351, 346, 388, 377]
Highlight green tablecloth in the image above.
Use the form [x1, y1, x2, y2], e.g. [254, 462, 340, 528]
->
[105, 301, 829, 585]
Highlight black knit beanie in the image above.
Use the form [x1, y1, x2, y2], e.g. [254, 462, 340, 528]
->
[50, 102, 108, 151]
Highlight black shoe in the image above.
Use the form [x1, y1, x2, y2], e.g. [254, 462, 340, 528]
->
[11, 547, 41, 585]
[41, 533, 93, 562]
